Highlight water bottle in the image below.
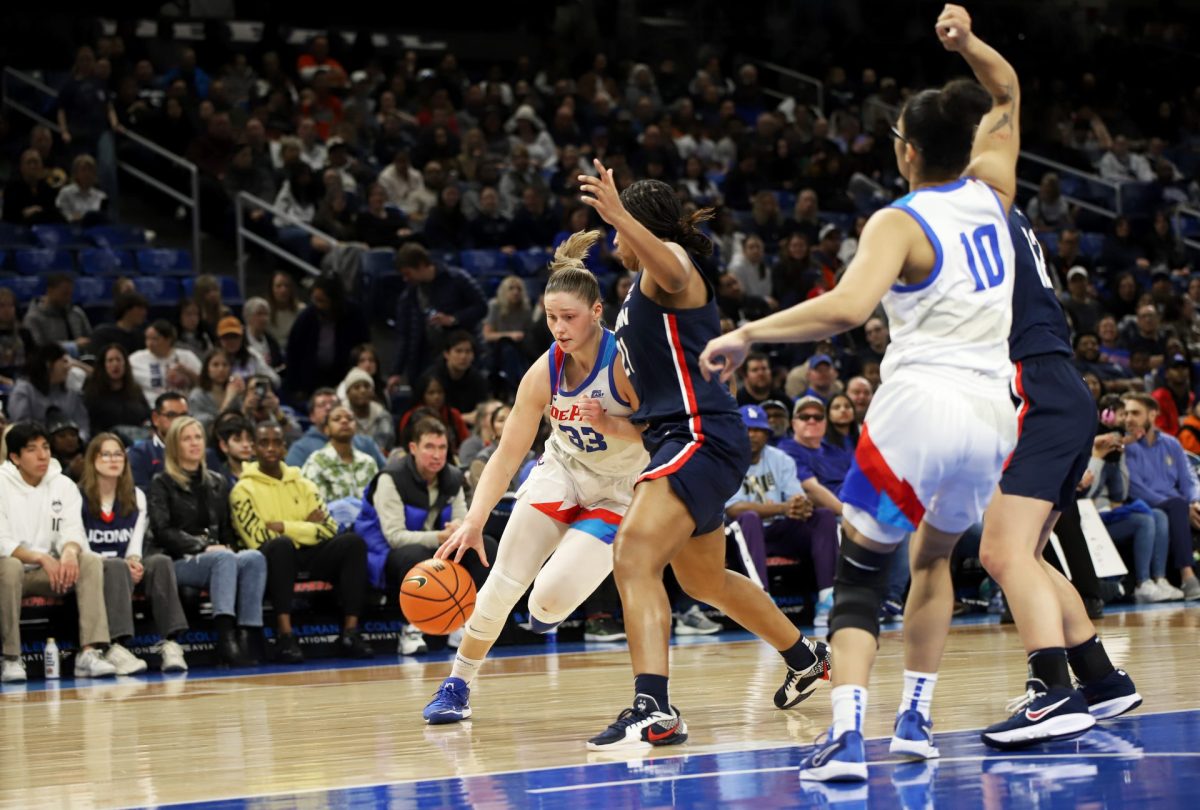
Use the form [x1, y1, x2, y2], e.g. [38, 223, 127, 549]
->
[44, 637, 60, 680]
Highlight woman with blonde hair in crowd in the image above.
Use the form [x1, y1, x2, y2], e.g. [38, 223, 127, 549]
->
[81, 432, 189, 673]
[148, 416, 266, 666]
[193, 274, 230, 334]
[267, 271, 305, 346]
[458, 399, 502, 469]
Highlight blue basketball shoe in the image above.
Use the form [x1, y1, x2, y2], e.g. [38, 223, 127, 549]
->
[888, 709, 939, 760]
[1079, 668, 1142, 720]
[423, 677, 472, 724]
[798, 728, 867, 782]
[981, 678, 1095, 750]
[586, 694, 688, 751]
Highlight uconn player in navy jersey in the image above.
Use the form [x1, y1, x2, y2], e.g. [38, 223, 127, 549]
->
[973, 206, 1140, 746]
[703, 5, 1088, 780]
[578, 167, 830, 751]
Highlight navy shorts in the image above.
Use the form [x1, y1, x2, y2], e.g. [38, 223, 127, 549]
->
[1000, 354, 1095, 511]
[638, 412, 750, 536]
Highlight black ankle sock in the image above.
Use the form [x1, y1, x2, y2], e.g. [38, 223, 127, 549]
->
[634, 674, 670, 712]
[1066, 635, 1115, 684]
[781, 636, 817, 671]
[214, 615, 235, 636]
[1028, 647, 1071, 689]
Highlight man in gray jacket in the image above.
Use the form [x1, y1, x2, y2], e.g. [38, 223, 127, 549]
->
[22, 273, 92, 356]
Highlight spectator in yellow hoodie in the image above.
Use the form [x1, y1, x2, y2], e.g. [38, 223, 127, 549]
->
[231, 421, 374, 664]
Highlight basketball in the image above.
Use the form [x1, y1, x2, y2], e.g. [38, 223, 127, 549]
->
[399, 558, 476, 635]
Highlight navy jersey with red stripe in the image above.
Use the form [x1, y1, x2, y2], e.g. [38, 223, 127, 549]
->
[612, 266, 738, 425]
[1008, 206, 1072, 362]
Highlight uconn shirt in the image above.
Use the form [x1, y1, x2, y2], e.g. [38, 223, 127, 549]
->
[613, 266, 739, 425]
[880, 177, 1015, 390]
[1007, 206, 1072, 361]
[81, 489, 148, 559]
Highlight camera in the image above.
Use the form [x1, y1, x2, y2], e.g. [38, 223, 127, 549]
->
[254, 380, 268, 398]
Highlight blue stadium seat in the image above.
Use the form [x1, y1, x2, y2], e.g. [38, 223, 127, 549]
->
[79, 248, 136, 276]
[360, 248, 397, 279]
[511, 248, 552, 278]
[132, 276, 184, 307]
[136, 248, 193, 277]
[13, 248, 73, 275]
[0, 275, 46, 304]
[180, 276, 243, 306]
[86, 225, 149, 249]
[73, 276, 114, 306]
[428, 249, 458, 267]
[459, 249, 511, 276]
[1079, 232, 1105, 260]
[0, 223, 34, 248]
[818, 212, 855, 235]
[774, 190, 797, 214]
[31, 224, 88, 249]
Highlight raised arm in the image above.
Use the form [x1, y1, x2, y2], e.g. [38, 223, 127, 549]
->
[579, 159, 695, 295]
[940, 4, 1021, 205]
[699, 208, 918, 382]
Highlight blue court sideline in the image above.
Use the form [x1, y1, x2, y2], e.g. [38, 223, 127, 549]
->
[159, 708, 1200, 809]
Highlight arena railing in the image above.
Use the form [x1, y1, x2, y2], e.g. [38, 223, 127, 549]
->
[2, 66, 203, 272]
[235, 191, 336, 294]
[753, 60, 825, 113]
[1177, 206, 1200, 255]
[1017, 150, 1124, 217]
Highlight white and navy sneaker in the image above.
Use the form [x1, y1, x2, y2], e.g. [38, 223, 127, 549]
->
[889, 709, 939, 760]
[798, 728, 867, 782]
[423, 677, 472, 724]
[399, 624, 428, 656]
[774, 639, 832, 709]
[1079, 668, 1142, 720]
[981, 678, 1095, 750]
[586, 694, 688, 751]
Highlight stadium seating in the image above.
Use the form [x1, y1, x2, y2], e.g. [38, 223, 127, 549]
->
[79, 247, 136, 276]
[31, 223, 89, 249]
[86, 225, 150, 249]
[0, 275, 46, 304]
[180, 275, 244, 307]
[13, 248, 73, 275]
[136, 248, 193, 277]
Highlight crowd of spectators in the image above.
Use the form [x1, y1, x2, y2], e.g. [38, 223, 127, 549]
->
[2, 22, 1200, 678]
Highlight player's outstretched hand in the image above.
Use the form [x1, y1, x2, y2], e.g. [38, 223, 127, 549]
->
[579, 159, 625, 227]
[699, 329, 751, 384]
[436, 521, 489, 567]
[935, 4, 973, 52]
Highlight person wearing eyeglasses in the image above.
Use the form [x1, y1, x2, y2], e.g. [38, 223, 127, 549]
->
[128, 392, 217, 490]
[82, 433, 189, 673]
[779, 396, 847, 518]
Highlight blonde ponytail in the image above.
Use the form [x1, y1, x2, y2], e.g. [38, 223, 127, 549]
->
[545, 229, 603, 305]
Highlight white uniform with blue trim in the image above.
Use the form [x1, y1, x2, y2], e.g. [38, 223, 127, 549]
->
[840, 178, 1019, 544]
[516, 329, 649, 545]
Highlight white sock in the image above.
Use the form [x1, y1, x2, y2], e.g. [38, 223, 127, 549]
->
[898, 670, 938, 722]
[831, 685, 868, 737]
[450, 653, 483, 686]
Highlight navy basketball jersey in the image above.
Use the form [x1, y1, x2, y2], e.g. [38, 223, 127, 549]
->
[1008, 206, 1072, 362]
[613, 266, 738, 425]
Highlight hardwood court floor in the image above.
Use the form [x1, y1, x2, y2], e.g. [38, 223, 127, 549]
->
[0, 605, 1197, 808]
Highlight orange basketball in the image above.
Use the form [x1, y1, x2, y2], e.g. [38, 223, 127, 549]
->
[399, 558, 476, 635]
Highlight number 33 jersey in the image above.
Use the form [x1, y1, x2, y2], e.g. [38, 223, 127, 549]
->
[543, 329, 650, 477]
[880, 177, 1016, 389]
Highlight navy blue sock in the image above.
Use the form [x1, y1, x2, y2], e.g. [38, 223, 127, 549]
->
[1066, 635, 1114, 684]
[634, 674, 670, 712]
[781, 636, 817, 671]
[1027, 647, 1071, 689]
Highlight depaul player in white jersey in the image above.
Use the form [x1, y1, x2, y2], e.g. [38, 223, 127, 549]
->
[702, 4, 1031, 781]
[423, 230, 649, 724]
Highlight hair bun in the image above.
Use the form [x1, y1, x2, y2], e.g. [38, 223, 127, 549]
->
[938, 78, 993, 130]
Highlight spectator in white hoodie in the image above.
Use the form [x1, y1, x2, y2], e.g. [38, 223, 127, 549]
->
[0, 421, 117, 682]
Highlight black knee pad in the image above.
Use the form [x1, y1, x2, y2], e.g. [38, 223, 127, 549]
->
[829, 539, 892, 640]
